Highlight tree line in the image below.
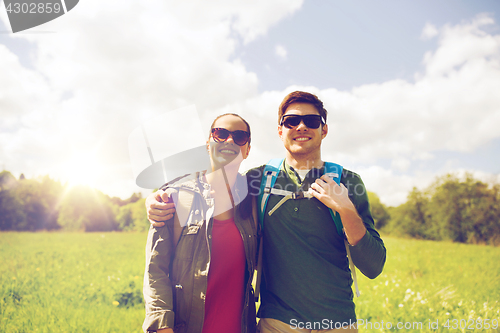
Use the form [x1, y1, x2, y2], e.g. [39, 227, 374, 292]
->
[0, 171, 148, 232]
[371, 173, 500, 246]
[1, 170, 499, 245]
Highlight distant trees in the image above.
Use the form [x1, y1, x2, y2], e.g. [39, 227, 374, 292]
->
[0, 170, 146, 232]
[367, 191, 390, 230]
[0, 171, 17, 190]
[116, 199, 149, 231]
[1, 170, 499, 245]
[0, 184, 25, 230]
[0, 171, 62, 231]
[427, 174, 500, 244]
[385, 173, 500, 245]
[57, 185, 117, 231]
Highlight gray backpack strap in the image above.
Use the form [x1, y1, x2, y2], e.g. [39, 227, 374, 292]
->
[253, 196, 263, 301]
[169, 187, 195, 249]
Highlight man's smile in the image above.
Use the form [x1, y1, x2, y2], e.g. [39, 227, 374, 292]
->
[294, 136, 311, 142]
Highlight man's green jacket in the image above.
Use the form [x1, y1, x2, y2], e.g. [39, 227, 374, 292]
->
[246, 162, 386, 326]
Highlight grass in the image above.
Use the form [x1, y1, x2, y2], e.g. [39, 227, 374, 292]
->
[0, 232, 146, 333]
[1, 233, 499, 332]
[355, 237, 500, 332]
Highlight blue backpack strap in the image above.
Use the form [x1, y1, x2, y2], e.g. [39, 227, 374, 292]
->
[324, 162, 360, 296]
[257, 159, 345, 237]
[258, 158, 284, 227]
[324, 162, 344, 237]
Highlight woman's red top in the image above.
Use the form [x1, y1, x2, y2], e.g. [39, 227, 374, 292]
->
[202, 217, 246, 333]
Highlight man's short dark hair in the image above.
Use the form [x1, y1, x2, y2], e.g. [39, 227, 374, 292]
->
[278, 91, 328, 124]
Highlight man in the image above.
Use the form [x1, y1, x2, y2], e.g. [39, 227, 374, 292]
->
[147, 91, 386, 332]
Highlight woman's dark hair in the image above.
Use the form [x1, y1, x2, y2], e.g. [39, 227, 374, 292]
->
[208, 113, 251, 145]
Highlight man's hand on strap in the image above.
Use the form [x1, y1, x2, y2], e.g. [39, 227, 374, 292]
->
[146, 190, 176, 227]
[309, 175, 366, 245]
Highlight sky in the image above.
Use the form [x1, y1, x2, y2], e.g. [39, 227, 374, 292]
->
[1, 0, 499, 206]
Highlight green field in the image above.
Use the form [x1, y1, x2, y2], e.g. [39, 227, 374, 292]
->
[355, 237, 500, 332]
[1, 233, 499, 332]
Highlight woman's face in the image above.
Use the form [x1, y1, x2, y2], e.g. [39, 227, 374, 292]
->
[208, 115, 251, 170]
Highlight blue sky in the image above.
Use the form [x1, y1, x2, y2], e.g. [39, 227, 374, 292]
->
[239, 0, 500, 92]
[1, 0, 499, 206]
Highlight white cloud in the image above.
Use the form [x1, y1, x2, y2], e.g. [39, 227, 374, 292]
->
[275, 44, 288, 60]
[1, 7, 499, 208]
[319, 14, 500, 161]
[213, 14, 500, 205]
[0, 0, 304, 196]
[423, 14, 499, 77]
[354, 165, 424, 207]
[420, 22, 438, 40]
[391, 158, 411, 172]
[0, 45, 54, 121]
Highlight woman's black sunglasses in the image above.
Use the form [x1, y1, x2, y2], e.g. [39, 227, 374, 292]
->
[211, 128, 250, 146]
[280, 114, 324, 129]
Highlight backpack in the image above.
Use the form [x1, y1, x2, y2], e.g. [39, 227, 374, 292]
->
[256, 158, 360, 297]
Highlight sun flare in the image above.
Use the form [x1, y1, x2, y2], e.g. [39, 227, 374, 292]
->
[58, 152, 104, 188]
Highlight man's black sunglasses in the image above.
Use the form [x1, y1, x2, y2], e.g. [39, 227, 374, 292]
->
[280, 114, 324, 129]
[211, 128, 250, 146]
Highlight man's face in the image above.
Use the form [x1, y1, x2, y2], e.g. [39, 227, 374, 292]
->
[278, 102, 328, 159]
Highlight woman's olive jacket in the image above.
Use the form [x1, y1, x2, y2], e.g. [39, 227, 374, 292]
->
[143, 173, 258, 333]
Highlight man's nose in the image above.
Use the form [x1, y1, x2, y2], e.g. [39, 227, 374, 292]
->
[296, 120, 307, 130]
[226, 134, 235, 143]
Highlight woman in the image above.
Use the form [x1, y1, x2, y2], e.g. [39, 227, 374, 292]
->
[143, 114, 258, 333]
